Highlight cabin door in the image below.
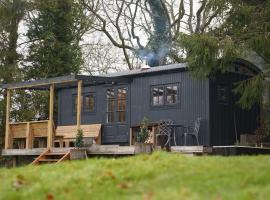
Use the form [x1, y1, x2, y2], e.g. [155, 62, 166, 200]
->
[102, 85, 129, 144]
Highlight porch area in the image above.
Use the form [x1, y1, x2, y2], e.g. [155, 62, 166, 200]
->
[2, 74, 129, 152]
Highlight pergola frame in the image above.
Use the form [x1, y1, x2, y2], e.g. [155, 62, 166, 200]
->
[2, 75, 130, 149]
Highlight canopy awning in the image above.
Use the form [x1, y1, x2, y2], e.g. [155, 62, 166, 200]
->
[0, 74, 130, 90]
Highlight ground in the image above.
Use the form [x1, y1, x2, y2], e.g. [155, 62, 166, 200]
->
[0, 152, 270, 200]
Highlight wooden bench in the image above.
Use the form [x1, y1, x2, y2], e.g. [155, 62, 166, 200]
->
[55, 124, 102, 147]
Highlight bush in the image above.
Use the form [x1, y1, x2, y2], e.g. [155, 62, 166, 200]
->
[136, 117, 150, 143]
[75, 129, 84, 147]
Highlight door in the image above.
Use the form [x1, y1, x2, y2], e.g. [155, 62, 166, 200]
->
[102, 86, 129, 144]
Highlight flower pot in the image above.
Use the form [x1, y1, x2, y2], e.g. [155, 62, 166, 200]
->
[70, 148, 87, 160]
[134, 143, 153, 154]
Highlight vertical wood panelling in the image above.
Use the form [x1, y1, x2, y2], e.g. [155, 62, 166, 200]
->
[57, 71, 211, 146]
[77, 80, 82, 130]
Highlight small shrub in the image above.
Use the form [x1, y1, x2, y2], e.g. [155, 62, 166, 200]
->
[75, 129, 84, 147]
[136, 117, 150, 143]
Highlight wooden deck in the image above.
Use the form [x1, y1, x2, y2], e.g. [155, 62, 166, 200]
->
[171, 146, 213, 155]
[171, 145, 270, 156]
[1, 145, 137, 156]
[4, 145, 270, 158]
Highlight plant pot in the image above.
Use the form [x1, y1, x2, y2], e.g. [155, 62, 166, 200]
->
[83, 137, 94, 147]
[70, 148, 87, 160]
[134, 143, 153, 154]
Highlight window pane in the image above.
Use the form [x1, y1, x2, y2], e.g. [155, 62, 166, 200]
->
[107, 89, 114, 99]
[117, 99, 126, 111]
[107, 99, 115, 112]
[84, 95, 95, 112]
[217, 85, 228, 105]
[153, 86, 164, 105]
[118, 88, 127, 99]
[166, 85, 178, 104]
[117, 111, 126, 122]
[107, 112, 114, 123]
[73, 95, 83, 113]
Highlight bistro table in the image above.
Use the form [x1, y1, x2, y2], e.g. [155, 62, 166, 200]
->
[167, 124, 185, 146]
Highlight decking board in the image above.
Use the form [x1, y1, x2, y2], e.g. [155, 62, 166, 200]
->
[2, 145, 136, 156]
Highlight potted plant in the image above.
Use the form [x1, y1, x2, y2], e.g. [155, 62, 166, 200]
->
[135, 117, 152, 153]
[70, 129, 87, 160]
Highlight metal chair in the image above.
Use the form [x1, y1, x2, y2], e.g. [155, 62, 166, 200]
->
[183, 118, 201, 146]
[156, 120, 174, 147]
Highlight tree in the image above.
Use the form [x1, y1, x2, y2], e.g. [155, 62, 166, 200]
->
[178, 0, 270, 109]
[0, 0, 27, 148]
[25, 0, 91, 79]
[82, 0, 224, 68]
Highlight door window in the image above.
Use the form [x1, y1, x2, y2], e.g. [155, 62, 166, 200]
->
[107, 89, 115, 123]
[106, 87, 127, 123]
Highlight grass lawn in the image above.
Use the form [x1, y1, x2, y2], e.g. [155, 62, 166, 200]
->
[0, 152, 270, 200]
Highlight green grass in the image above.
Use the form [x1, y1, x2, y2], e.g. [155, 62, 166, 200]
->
[1, 152, 270, 200]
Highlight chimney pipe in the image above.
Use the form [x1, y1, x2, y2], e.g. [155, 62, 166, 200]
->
[140, 59, 151, 70]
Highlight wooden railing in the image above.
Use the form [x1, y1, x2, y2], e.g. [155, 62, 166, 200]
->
[9, 120, 50, 149]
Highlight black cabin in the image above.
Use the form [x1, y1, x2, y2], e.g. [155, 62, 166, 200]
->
[56, 59, 260, 146]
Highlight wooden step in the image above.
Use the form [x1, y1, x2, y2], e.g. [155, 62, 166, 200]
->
[31, 148, 70, 165]
[46, 152, 66, 155]
[39, 158, 59, 162]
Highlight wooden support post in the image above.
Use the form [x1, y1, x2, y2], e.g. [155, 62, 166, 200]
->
[47, 84, 54, 148]
[77, 80, 82, 130]
[25, 122, 32, 149]
[5, 89, 11, 149]
[12, 156, 17, 168]
[129, 128, 133, 146]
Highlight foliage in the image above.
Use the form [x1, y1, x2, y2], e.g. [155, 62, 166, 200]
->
[179, 33, 239, 77]
[178, 1, 270, 109]
[136, 117, 150, 143]
[75, 129, 84, 147]
[0, 0, 27, 149]
[25, 0, 89, 79]
[234, 74, 264, 110]
[1, 152, 270, 199]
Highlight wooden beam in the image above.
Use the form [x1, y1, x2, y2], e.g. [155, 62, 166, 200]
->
[47, 84, 54, 148]
[25, 122, 32, 149]
[77, 80, 82, 130]
[12, 156, 17, 168]
[5, 89, 11, 149]
[129, 128, 133, 146]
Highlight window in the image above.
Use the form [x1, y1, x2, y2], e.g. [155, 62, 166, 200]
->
[73, 93, 95, 113]
[84, 94, 95, 112]
[166, 85, 178, 104]
[117, 88, 127, 122]
[72, 95, 83, 113]
[106, 87, 127, 123]
[107, 89, 115, 123]
[151, 83, 179, 106]
[217, 85, 229, 105]
[153, 86, 164, 105]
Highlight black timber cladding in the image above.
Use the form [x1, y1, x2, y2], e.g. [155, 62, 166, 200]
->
[58, 64, 211, 146]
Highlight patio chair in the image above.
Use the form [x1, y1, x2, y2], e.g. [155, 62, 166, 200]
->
[156, 120, 174, 147]
[183, 118, 201, 146]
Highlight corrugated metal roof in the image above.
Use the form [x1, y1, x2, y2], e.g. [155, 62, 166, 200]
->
[103, 63, 187, 77]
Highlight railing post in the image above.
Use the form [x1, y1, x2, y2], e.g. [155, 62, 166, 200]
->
[26, 122, 32, 149]
[5, 89, 11, 149]
[77, 80, 82, 130]
[47, 84, 54, 148]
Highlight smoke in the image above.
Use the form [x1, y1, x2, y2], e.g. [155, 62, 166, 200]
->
[138, 42, 170, 67]
[137, 0, 171, 67]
